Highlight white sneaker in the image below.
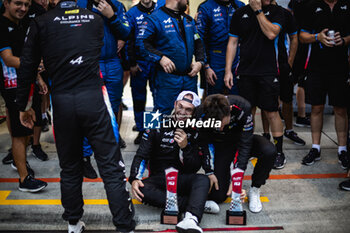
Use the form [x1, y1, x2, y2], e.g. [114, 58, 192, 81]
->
[204, 200, 220, 214]
[68, 221, 85, 233]
[248, 187, 262, 213]
[176, 212, 203, 233]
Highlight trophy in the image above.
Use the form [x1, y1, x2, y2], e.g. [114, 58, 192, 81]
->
[226, 167, 246, 225]
[161, 167, 182, 225]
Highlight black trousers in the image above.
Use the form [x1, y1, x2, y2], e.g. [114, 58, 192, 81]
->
[52, 88, 135, 232]
[208, 135, 276, 204]
[140, 173, 210, 221]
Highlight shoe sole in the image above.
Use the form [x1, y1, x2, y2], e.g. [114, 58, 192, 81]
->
[339, 185, 350, 191]
[302, 157, 321, 166]
[18, 184, 47, 193]
[176, 226, 202, 233]
[273, 159, 286, 169]
[284, 135, 306, 146]
[294, 123, 311, 128]
[338, 160, 349, 170]
[11, 163, 17, 171]
[249, 206, 262, 213]
[31, 152, 48, 161]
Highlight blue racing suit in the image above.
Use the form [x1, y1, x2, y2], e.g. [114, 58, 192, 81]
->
[138, 6, 205, 115]
[196, 0, 244, 95]
[126, 2, 156, 132]
[77, 0, 130, 157]
[77, 0, 130, 116]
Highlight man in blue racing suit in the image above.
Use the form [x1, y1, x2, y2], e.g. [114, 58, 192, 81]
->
[77, 0, 130, 178]
[196, 0, 244, 96]
[138, 0, 206, 115]
[126, 0, 156, 144]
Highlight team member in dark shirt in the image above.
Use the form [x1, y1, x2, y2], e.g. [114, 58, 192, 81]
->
[224, 0, 286, 169]
[16, 1, 135, 232]
[299, 0, 350, 169]
[0, 0, 48, 192]
[197, 94, 276, 213]
[288, 0, 311, 128]
[261, 2, 305, 147]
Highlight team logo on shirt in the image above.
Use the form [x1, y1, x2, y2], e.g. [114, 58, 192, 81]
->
[340, 5, 347, 10]
[264, 11, 270, 16]
[242, 14, 249, 19]
[163, 17, 172, 23]
[315, 7, 323, 13]
[136, 14, 144, 21]
[8, 27, 13, 32]
[213, 6, 221, 13]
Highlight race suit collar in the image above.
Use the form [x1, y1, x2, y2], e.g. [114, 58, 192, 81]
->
[137, 1, 155, 13]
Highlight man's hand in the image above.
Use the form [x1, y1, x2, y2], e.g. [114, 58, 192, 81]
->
[96, 0, 114, 19]
[226, 184, 246, 202]
[224, 71, 234, 89]
[249, 0, 262, 12]
[317, 29, 334, 47]
[174, 129, 188, 149]
[37, 74, 48, 95]
[334, 32, 344, 47]
[347, 169, 350, 178]
[20, 108, 36, 129]
[131, 180, 144, 202]
[117, 40, 125, 53]
[130, 64, 142, 76]
[188, 61, 202, 77]
[208, 174, 219, 193]
[205, 67, 217, 86]
[160, 56, 176, 73]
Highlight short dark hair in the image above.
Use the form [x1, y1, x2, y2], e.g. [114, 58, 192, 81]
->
[203, 94, 230, 121]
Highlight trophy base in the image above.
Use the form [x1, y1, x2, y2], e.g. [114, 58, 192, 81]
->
[160, 210, 182, 225]
[226, 210, 247, 225]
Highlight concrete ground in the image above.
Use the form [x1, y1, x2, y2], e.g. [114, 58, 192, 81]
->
[0, 80, 349, 233]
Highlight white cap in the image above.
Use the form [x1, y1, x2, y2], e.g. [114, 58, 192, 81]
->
[176, 91, 201, 107]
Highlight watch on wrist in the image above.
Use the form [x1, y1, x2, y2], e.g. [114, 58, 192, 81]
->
[255, 9, 263, 15]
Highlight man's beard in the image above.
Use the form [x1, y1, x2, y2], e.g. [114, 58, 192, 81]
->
[177, 2, 187, 12]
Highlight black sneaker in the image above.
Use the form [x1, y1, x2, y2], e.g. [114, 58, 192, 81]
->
[273, 153, 286, 169]
[32, 144, 48, 161]
[11, 161, 35, 177]
[302, 148, 321, 166]
[284, 130, 306, 146]
[134, 131, 143, 145]
[339, 179, 350, 191]
[83, 157, 98, 179]
[132, 125, 138, 132]
[338, 151, 349, 170]
[2, 149, 13, 164]
[262, 133, 271, 141]
[294, 117, 311, 128]
[41, 118, 50, 132]
[119, 135, 126, 149]
[19, 175, 47, 192]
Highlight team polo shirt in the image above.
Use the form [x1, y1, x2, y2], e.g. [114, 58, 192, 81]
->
[278, 6, 297, 66]
[0, 15, 26, 89]
[229, 4, 284, 76]
[301, 0, 350, 74]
